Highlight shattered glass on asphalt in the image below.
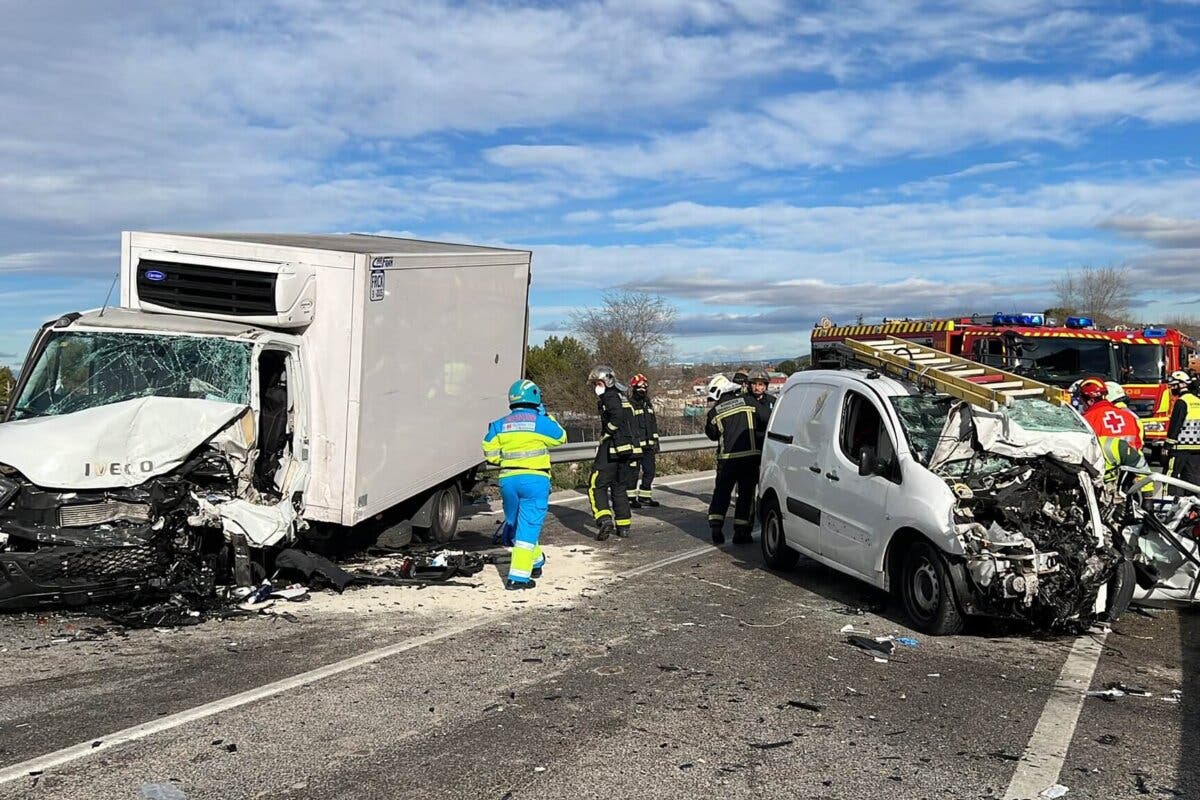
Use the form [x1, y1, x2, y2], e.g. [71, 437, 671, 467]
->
[11, 331, 250, 420]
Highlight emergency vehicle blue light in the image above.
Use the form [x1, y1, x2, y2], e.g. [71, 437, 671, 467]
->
[1065, 316, 1094, 329]
[1143, 327, 1166, 338]
[1016, 313, 1044, 326]
[992, 313, 1013, 325]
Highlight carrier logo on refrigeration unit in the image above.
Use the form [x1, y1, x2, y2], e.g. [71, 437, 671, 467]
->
[143, 269, 167, 282]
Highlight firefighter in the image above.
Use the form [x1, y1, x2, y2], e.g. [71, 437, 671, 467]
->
[588, 365, 641, 540]
[481, 380, 567, 590]
[1076, 376, 1143, 450]
[732, 369, 750, 394]
[705, 374, 759, 545]
[626, 373, 660, 509]
[747, 369, 775, 450]
[1165, 370, 1200, 486]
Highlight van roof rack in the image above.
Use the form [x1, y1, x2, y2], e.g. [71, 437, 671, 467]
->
[837, 336, 1067, 412]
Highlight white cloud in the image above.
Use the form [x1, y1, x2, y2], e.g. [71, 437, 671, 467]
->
[488, 74, 1200, 179]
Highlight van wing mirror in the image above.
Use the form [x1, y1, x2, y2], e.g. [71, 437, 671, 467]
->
[857, 445, 878, 477]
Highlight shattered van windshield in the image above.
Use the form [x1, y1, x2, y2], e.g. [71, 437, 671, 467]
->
[1005, 399, 1090, 433]
[10, 331, 251, 420]
[890, 394, 955, 464]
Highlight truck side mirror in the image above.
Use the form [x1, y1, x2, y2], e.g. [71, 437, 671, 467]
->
[857, 445, 878, 477]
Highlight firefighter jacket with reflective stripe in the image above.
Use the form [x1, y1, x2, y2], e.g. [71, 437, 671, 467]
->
[749, 392, 776, 450]
[1083, 400, 1143, 450]
[630, 392, 660, 451]
[482, 405, 567, 478]
[1167, 393, 1200, 451]
[706, 391, 759, 459]
[598, 388, 641, 459]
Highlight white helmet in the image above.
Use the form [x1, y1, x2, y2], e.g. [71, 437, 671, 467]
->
[1168, 370, 1192, 390]
[706, 375, 737, 402]
[1104, 380, 1127, 404]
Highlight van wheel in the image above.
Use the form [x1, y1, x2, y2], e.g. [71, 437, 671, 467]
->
[1105, 559, 1137, 622]
[416, 485, 461, 544]
[761, 501, 799, 570]
[899, 541, 964, 635]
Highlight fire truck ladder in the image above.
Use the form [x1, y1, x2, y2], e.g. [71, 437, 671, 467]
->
[842, 336, 1066, 412]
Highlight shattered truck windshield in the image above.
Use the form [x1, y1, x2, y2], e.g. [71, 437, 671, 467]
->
[10, 331, 251, 419]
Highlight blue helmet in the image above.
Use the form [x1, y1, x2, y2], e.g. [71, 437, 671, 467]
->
[508, 379, 542, 407]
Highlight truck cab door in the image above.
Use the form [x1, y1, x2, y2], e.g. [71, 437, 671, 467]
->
[253, 338, 310, 509]
[818, 389, 899, 578]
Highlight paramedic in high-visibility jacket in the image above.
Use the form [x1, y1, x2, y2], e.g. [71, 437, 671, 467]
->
[481, 380, 567, 590]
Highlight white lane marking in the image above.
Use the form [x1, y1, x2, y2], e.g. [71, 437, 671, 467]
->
[1003, 631, 1109, 800]
[0, 544, 718, 785]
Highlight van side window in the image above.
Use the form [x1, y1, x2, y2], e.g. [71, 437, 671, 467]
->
[838, 390, 896, 468]
[770, 384, 807, 441]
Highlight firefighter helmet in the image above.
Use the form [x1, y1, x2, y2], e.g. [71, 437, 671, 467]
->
[1104, 380, 1128, 404]
[588, 365, 617, 389]
[1077, 377, 1107, 400]
[749, 369, 770, 385]
[1168, 370, 1192, 390]
[707, 375, 737, 402]
[732, 369, 750, 386]
[629, 373, 649, 390]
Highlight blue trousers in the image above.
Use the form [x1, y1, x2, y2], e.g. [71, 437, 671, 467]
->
[500, 473, 550, 583]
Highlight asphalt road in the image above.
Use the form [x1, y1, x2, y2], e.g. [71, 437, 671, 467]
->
[0, 472, 1194, 799]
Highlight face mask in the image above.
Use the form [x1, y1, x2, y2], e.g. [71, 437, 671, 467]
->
[594, 384, 606, 396]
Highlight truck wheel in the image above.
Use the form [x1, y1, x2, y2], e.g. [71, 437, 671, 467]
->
[1105, 559, 1137, 622]
[416, 485, 461, 544]
[761, 501, 800, 570]
[899, 541, 964, 635]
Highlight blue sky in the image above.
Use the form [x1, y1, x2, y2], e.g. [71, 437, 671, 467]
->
[3, 1, 1200, 366]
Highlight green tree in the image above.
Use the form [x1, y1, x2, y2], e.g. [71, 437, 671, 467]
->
[776, 359, 797, 375]
[525, 335, 593, 413]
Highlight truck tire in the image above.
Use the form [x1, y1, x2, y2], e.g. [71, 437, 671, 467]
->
[760, 501, 800, 570]
[899, 541, 964, 635]
[415, 485, 461, 544]
[1105, 559, 1137, 622]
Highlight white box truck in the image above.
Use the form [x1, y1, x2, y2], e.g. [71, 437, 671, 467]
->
[0, 232, 531, 604]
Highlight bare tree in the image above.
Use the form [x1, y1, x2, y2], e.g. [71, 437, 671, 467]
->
[1052, 264, 1136, 326]
[570, 290, 677, 381]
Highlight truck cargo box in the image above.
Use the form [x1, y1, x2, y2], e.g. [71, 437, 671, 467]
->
[120, 232, 531, 526]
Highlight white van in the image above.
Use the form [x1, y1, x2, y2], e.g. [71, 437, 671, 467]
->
[756, 368, 1133, 634]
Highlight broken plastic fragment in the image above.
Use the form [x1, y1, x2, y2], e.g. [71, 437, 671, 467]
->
[1039, 784, 1069, 799]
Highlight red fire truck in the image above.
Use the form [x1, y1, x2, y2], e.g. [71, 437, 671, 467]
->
[811, 314, 1198, 458]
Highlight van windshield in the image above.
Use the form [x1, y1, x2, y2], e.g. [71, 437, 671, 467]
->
[889, 395, 955, 465]
[10, 331, 251, 420]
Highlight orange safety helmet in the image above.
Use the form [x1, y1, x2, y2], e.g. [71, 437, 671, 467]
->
[1077, 377, 1107, 400]
[629, 373, 649, 389]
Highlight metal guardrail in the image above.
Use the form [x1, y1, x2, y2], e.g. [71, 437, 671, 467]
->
[550, 433, 713, 463]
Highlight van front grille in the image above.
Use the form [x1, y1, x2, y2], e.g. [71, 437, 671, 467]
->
[136, 259, 278, 316]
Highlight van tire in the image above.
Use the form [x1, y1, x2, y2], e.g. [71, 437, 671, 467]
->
[899, 541, 964, 635]
[1105, 559, 1137, 622]
[416, 485, 461, 544]
[761, 501, 800, 570]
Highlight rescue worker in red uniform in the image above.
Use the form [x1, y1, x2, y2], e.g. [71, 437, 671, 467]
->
[1077, 377, 1143, 450]
[1165, 370, 1200, 486]
[587, 365, 641, 540]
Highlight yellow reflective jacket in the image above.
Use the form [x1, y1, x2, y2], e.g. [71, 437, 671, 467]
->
[482, 406, 568, 478]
